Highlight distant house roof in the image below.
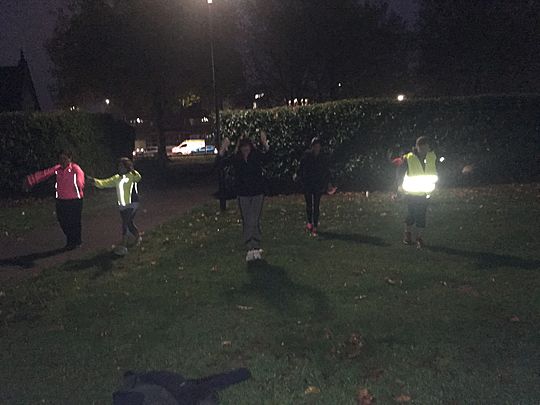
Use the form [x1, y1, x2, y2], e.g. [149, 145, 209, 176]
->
[0, 51, 40, 112]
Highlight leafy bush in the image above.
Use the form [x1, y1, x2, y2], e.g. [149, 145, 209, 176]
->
[0, 112, 134, 196]
[221, 95, 540, 191]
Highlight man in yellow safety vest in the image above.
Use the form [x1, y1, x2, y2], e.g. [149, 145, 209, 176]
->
[392, 137, 438, 249]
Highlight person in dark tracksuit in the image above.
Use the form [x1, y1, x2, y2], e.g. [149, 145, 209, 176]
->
[24, 150, 85, 250]
[218, 132, 271, 262]
[297, 138, 336, 237]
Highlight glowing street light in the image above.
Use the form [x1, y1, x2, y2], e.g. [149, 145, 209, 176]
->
[397, 94, 406, 102]
[105, 98, 110, 105]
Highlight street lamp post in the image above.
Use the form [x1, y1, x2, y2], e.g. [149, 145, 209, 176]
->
[208, 0, 226, 210]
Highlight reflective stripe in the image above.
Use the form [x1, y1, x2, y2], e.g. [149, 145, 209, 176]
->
[55, 182, 58, 199]
[402, 174, 438, 194]
[73, 173, 81, 199]
[118, 175, 129, 206]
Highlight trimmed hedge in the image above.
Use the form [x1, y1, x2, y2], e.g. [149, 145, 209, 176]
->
[221, 95, 540, 191]
[0, 112, 134, 196]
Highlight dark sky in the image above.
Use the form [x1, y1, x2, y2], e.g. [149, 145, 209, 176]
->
[0, 0, 418, 110]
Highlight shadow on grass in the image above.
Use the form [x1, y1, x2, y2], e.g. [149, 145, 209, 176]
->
[230, 260, 331, 317]
[63, 251, 122, 279]
[318, 232, 390, 247]
[0, 247, 67, 269]
[427, 245, 540, 270]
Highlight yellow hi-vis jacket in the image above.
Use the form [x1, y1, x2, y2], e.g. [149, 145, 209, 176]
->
[401, 151, 438, 196]
[94, 171, 142, 207]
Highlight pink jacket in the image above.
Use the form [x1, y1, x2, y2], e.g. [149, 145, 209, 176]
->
[26, 163, 85, 200]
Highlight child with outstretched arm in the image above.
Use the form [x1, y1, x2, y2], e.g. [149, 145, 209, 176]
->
[87, 158, 142, 253]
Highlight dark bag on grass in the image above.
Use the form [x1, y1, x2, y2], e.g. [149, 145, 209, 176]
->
[112, 368, 251, 405]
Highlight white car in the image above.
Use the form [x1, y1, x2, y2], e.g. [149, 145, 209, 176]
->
[171, 140, 206, 155]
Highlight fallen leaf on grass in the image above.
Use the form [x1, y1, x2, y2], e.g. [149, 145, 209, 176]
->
[394, 394, 412, 403]
[221, 340, 232, 347]
[236, 305, 254, 311]
[323, 328, 333, 339]
[385, 278, 402, 286]
[347, 333, 364, 359]
[211, 265, 219, 272]
[368, 368, 384, 381]
[304, 386, 321, 395]
[509, 315, 520, 322]
[457, 285, 480, 297]
[357, 388, 375, 405]
[355, 295, 368, 300]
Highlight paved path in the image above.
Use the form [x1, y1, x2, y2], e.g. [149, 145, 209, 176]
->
[0, 183, 214, 284]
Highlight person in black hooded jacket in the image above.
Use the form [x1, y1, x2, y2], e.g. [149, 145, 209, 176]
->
[218, 131, 271, 262]
[297, 138, 336, 236]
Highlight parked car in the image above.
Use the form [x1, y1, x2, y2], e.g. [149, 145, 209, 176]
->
[171, 140, 205, 155]
[133, 146, 158, 158]
[192, 145, 218, 155]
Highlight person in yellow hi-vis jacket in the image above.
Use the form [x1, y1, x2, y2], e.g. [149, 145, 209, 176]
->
[392, 137, 438, 249]
[88, 158, 142, 252]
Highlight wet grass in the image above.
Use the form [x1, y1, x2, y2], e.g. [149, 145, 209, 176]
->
[0, 184, 539, 404]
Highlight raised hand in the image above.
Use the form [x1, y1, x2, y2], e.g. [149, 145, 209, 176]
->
[219, 137, 231, 156]
[22, 178, 31, 193]
[260, 130, 269, 149]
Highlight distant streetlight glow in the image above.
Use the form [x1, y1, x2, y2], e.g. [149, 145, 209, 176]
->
[105, 98, 110, 105]
[397, 94, 406, 102]
[207, 0, 212, 3]
[439, 156, 446, 163]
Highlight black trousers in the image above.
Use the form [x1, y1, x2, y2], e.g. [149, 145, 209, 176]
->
[120, 206, 139, 237]
[304, 192, 323, 227]
[56, 199, 83, 246]
[405, 195, 428, 228]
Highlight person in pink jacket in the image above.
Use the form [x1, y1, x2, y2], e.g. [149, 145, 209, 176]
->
[24, 150, 85, 250]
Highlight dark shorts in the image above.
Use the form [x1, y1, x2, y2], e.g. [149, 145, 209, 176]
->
[405, 195, 428, 228]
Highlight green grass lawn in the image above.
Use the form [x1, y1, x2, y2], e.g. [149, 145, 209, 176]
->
[0, 189, 116, 237]
[1, 185, 539, 404]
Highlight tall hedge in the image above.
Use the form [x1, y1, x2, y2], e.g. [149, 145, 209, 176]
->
[0, 112, 134, 196]
[221, 95, 540, 191]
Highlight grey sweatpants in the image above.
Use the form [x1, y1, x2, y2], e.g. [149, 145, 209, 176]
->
[238, 194, 264, 250]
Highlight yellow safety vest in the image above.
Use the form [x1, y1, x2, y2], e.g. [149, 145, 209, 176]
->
[94, 171, 142, 206]
[401, 151, 438, 196]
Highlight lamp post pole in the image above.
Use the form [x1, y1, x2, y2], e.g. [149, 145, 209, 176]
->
[208, 0, 226, 210]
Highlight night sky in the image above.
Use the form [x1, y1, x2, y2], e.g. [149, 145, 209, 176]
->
[0, 0, 418, 110]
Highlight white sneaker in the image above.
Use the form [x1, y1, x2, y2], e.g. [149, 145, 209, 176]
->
[246, 250, 255, 262]
[253, 249, 263, 260]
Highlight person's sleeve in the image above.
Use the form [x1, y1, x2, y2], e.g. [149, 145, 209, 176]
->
[323, 155, 332, 186]
[215, 154, 231, 170]
[297, 154, 306, 180]
[26, 165, 61, 187]
[395, 157, 407, 191]
[73, 164, 85, 191]
[94, 174, 120, 189]
[258, 147, 272, 164]
[131, 170, 142, 183]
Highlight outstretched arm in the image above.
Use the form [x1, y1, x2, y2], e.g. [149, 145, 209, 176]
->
[94, 174, 120, 189]
[25, 165, 61, 188]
